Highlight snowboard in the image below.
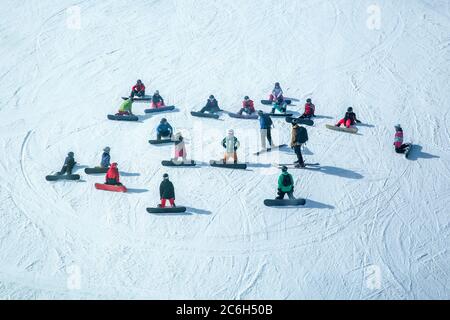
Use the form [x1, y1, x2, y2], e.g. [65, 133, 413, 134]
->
[190, 111, 220, 119]
[404, 143, 413, 159]
[286, 117, 314, 126]
[209, 160, 247, 170]
[45, 174, 80, 181]
[228, 113, 258, 120]
[325, 124, 358, 134]
[264, 199, 306, 207]
[122, 96, 152, 101]
[261, 99, 292, 105]
[144, 106, 175, 114]
[85, 167, 109, 174]
[149, 139, 174, 145]
[107, 114, 139, 122]
[147, 207, 187, 214]
[254, 144, 288, 156]
[95, 183, 127, 193]
[268, 113, 293, 118]
[274, 163, 320, 168]
[162, 160, 196, 167]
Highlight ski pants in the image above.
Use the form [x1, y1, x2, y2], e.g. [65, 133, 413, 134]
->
[337, 119, 352, 128]
[294, 145, 305, 166]
[238, 107, 253, 115]
[117, 110, 132, 116]
[130, 90, 145, 98]
[269, 94, 284, 102]
[152, 101, 164, 109]
[260, 129, 273, 149]
[200, 106, 219, 114]
[223, 152, 238, 163]
[395, 144, 410, 154]
[160, 198, 175, 208]
[106, 178, 121, 186]
[277, 190, 295, 200]
[157, 131, 172, 140]
[59, 164, 74, 175]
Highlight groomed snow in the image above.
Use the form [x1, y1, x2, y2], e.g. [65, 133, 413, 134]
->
[0, 0, 449, 299]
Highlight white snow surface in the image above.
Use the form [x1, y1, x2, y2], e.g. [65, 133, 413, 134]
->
[0, 0, 449, 299]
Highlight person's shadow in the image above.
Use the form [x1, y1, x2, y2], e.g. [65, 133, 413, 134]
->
[127, 188, 149, 194]
[315, 166, 364, 180]
[121, 172, 140, 177]
[408, 145, 440, 161]
[304, 199, 335, 209]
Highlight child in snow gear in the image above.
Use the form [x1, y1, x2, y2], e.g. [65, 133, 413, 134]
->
[271, 96, 287, 114]
[105, 163, 122, 186]
[258, 110, 274, 150]
[269, 82, 284, 102]
[394, 125, 411, 154]
[156, 118, 173, 140]
[173, 133, 187, 162]
[222, 129, 240, 164]
[159, 173, 176, 208]
[336, 107, 361, 128]
[117, 97, 134, 115]
[200, 95, 220, 114]
[276, 166, 296, 200]
[101, 147, 111, 168]
[130, 80, 146, 98]
[151, 90, 165, 108]
[300, 98, 316, 119]
[58, 152, 76, 175]
[238, 96, 255, 115]
[291, 120, 308, 168]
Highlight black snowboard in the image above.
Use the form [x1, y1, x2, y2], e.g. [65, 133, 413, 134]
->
[209, 160, 247, 170]
[144, 106, 175, 114]
[107, 114, 139, 122]
[261, 99, 292, 105]
[46, 174, 81, 181]
[149, 139, 174, 145]
[122, 96, 152, 101]
[286, 117, 314, 126]
[264, 199, 306, 207]
[268, 113, 293, 118]
[84, 167, 109, 174]
[254, 144, 288, 156]
[191, 111, 220, 119]
[404, 143, 413, 159]
[162, 160, 196, 167]
[147, 207, 187, 214]
[274, 163, 320, 169]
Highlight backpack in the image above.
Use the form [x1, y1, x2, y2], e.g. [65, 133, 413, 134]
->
[296, 126, 308, 144]
[265, 115, 273, 127]
[282, 174, 292, 187]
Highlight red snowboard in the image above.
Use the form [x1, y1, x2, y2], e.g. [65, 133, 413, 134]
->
[95, 183, 127, 193]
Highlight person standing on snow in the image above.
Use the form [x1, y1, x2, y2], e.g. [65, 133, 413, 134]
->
[105, 163, 122, 186]
[200, 95, 220, 114]
[258, 110, 274, 151]
[269, 82, 284, 102]
[394, 124, 411, 154]
[58, 152, 76, 175]
[156, 118, 173, 140]
[300, 98, 316, 119]
[117, 97, 134, 116]
[130, 79, 146, 98]
[222, 129, 240, 164]
[276, 166, 296, 200]
[336, 107, 361, 128]
[237, 96, 256, 115]
[100, 147, 111, 168]
[159, 173, 176, 208]
[291, 119, 308, 168]
[151, 90, 165, 109]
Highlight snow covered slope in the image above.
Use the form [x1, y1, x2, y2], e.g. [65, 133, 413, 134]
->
[0, 0, 449, 299]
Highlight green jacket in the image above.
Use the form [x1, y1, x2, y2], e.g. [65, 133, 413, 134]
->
[278, 172, 294, 192]
[119, 99, 133, 112]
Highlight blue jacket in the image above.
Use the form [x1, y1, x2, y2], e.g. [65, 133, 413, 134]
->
[101, 152, 110, 168]
[157, 122, 173, 134]
[259, 114, 273, 129]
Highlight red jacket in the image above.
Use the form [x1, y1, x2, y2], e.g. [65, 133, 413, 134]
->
[106, 164, 120, 182]
[242, 100, 255, 112]
[132, 84, 145, 92]
[304, 103, 315, 115]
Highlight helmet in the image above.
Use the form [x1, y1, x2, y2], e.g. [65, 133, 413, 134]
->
[306, 98, 312, 103]
[111, 162, 118, 168]
[347, 107, 353, 112]
[275, 82, 280, 87]
[281, 166, 288, 172]
[68, 152, 74, 157]
[395, 124, 402, 130]
[277, 96, 284, 103]
[163, 173, 169, 179]
[154, 90, 159, 95]
[291, 119, 298, 125]
[258, 110, 264, 115]
[137, 79, 142, 84]
[228, 129, 234, 135]
[161, 118, 167, 123]
[244, 96, 250, 100]
[103, 147, 111, 153]
[209, 95, 215, 100]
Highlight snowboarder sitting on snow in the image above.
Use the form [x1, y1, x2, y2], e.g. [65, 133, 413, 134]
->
[173, 132, 187, 162]
[58, 152, 76, 175]
[159, 173, 176, 208]
[105, 163, 122, 186]
[258, 110, 274, 151]
[336, 107, 361, 128]
[156, 118, 173, 140]
[276, 166, 296, 200]
[238, 96, 255, 115]
[117, 97, 134, 116]
[269, 82, 284, 102]
[300, 98, 316, 119]
[151, 90, 165, 109]
[200, 95, 220, 114]
[291, 120, 308, 168]
[394, 124, 411, 154]
[271, 96, 288, 114]
[101, 147, 111, 168]
[222, 129, 240, 164]
[130, 79, 145, 98]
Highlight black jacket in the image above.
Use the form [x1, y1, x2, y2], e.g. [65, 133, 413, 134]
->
[160, 179, 175, 199]
[344, 112, 359, 124]
[205, 99, 219, 111]
[64, 156, 76, 168]
[152, 94, 164, 104]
